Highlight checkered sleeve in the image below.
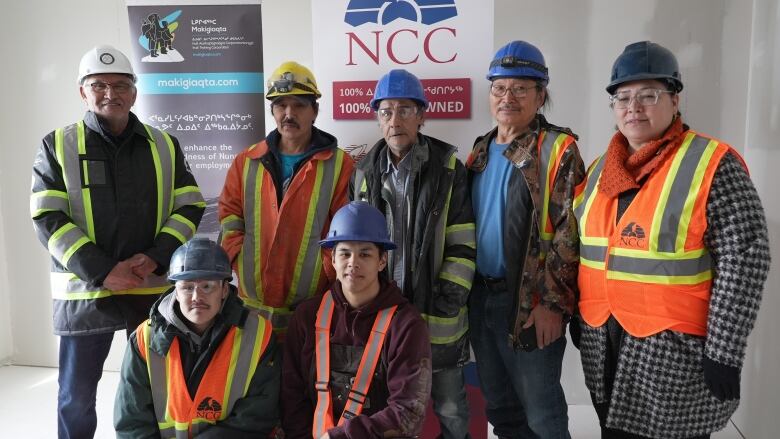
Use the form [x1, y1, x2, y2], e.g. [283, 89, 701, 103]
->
[703, 152, 770, 367]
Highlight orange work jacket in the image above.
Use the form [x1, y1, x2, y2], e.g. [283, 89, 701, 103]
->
[575, 131, 745, 337]
[219, 138, 354, 333]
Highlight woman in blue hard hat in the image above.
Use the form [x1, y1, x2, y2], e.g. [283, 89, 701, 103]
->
[115, 238, 281, 438]
[574, 41, 769, 438]
[281, 201, 432, 439]
[466, 40, 585, 438]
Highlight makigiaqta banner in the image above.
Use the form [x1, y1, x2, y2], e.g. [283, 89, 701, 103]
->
[312, 0, 494, 163]
[125, 0, 264, 237]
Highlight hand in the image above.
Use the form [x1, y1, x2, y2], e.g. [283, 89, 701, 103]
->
[129, 253, 158, 279]
[703, 356, 740, 401]
[319, 434, 330, 439]
[103, 259, 144, 291]
[523, 304, 563, 349]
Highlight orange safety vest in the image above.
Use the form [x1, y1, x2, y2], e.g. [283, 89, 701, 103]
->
[574, 132, 745, 337]
[136, 313, 272, 438]
[312, 292, 397, 438]
[219, 140, 353, 334]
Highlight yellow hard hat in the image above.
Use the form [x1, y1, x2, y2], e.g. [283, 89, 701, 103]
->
[266, 61, 321, 100]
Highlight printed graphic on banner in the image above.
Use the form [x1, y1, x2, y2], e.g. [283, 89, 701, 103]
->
[333, 78, 469, 120]
[127, 2, 263, 236]
[313, 0, 493, 163]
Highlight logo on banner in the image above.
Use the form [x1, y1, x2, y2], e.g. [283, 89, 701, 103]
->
[138, 10, 184, 63]
[344, 0, 458, 26]
[343, 0, 459, 65]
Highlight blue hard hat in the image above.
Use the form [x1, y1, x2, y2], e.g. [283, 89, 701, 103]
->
[606, 41, 683, 94]
[369, 69, 429, 110]
[168, 238, 232, 282]
[320, 202, 396, 250]
[486, 40, 549, 84]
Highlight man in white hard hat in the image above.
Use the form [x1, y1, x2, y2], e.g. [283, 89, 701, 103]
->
[30, 45, 205, 438]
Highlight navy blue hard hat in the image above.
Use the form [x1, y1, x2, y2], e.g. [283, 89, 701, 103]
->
[487, 40, 549, 84]
[606, 41, 683, 94]
[168, 238, 232, 282]
[370, 69, 429, 110]
[320, 202, 396, 250]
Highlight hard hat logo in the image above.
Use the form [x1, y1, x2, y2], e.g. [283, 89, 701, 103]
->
[99, 53, 115, 65]
[77, 45, 136, 84]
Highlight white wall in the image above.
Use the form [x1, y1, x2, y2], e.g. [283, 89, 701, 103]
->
[1, 0, 778, 434]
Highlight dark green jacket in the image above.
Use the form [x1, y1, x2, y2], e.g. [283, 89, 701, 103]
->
[114, 286, 281, 438]
[351, 134, 476, 370]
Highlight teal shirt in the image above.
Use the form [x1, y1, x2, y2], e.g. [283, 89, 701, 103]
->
[471, 139, 512, 278]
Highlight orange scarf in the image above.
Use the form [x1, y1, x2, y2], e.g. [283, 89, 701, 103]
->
[598, 117, 685, 198]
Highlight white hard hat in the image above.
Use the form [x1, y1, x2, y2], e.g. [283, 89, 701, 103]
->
[77, 45, 136, 84]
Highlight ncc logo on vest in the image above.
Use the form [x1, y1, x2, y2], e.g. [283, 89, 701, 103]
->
[620, 222, 646, 248]
[343, 0, 459, 65]
[196, 396, 223, 420]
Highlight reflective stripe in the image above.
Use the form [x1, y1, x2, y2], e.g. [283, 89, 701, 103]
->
[574, 155, 606, 222]
[57, 122, 94, 240]
[288, 150, 344, 307]
[439, 256, 475, 290]
[243, 302, 292, 334]
[142, 311, 271, 438]
[421, 306, 468, 344]
[580, 242, 608, 263]
[160, 213, 197, 244]
[50, 271, 168, 300]
[353, 168, 368, 201]
[445, 223, 476, 249]
[340, 304, 396, 422]
[609, 251, 711, 276]
[30, 190, 69, 218]
[220, 214, 245, 232]
[538, 132, 570, 258]
[313, 293, 336, 437]
[173, 186, 206, 210]
[239, 158, 263, 303]
[432, 153, 457, 277]
[653, 134, 714, 253]
[144, 124, 175, 235]
[313, 292, 397, 436]
[48, 223, 90, 267]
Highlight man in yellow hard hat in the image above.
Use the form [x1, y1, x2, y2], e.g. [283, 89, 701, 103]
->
[219, 61, 354, 337]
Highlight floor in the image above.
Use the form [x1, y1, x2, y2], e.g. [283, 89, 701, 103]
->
[0, 365, 745, 438]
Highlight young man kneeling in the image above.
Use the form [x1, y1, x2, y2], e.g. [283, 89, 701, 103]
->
[282, 201, 432, 439]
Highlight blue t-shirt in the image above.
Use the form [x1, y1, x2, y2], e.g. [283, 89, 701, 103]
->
[280, 152, 307, 183]
[471, 139, 513, 278]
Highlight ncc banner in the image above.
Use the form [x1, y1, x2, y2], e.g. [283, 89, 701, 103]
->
[125, 0, 264, 236]
[312, 0, 494, 162]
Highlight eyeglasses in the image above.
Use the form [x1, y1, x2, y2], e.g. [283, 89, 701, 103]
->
[175, 280, 223, 296]
[609, 88, 673, 109]
[490, 83, 539, 98]
[85, 81, 134, 94]
[377, 106, 419, 121]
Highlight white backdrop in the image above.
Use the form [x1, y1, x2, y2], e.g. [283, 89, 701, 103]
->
[1, 0, 778, 436]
